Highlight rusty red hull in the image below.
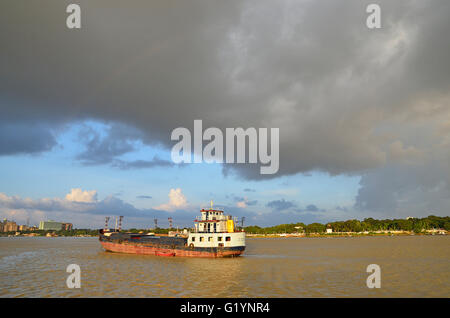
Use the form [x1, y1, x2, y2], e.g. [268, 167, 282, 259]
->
[100, 241, 244, 258]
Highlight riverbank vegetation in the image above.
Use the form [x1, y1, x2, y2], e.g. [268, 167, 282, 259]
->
[1, 215, 448, 237]
[244, 215, 450, 235]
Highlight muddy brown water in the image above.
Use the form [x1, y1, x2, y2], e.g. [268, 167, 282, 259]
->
[0, 236, 448, 297]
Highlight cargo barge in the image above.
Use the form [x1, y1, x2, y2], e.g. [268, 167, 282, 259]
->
[99, 203, 245, 258]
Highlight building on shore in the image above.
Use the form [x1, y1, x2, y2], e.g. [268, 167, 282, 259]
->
[39, 220, 73, 231]
[1, 219, 71, 233]
[1, 219, 18, 232]
[39, 220, 63, 231]
[19, 225, 29, 231]
[61, 223, 73, 231]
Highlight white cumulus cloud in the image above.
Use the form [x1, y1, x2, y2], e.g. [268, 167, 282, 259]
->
[154, 188, 188, 212]
[65, 188, 98, 203]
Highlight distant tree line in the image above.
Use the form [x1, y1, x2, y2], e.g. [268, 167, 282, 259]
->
[2, 216, 449, 236]
[244, 215, 450, 234]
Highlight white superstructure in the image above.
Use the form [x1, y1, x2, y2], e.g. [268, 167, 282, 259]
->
[187, 201, 245, 248]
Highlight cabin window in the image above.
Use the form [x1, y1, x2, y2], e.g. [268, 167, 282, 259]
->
[208, 237, 212, 242]
[200, 236, 204, 242]
[218, 236, 222, 241]
[191, 237, 195, 242]
[226, 236, 231, 241]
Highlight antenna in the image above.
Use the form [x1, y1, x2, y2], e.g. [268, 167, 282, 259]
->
[168, 217, 173, 229]
[104, 217, 110, 230]
[118, 216, 123, 231]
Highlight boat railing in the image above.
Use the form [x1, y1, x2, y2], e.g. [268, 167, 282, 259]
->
[196, 215, 231, 221]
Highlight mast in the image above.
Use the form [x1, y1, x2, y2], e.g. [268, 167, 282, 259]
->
[104, 217, 110, 231]
[118, 216, 123, 231]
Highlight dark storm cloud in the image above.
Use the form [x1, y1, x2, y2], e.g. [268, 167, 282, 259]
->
[76, 122, 144, 165]
[0, 122, 57, 155]
[1, 0, 450, 217]
[355, 157, 450, 217]
[76, 122, 174, 169]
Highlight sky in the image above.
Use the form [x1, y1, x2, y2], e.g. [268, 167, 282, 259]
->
[0, 0, 449, 229]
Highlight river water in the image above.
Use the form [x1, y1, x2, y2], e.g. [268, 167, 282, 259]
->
[0, 236, 448, 297]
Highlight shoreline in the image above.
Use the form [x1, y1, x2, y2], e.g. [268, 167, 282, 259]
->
[246, 231, 448, 238]
[1, 232, 448, 238]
